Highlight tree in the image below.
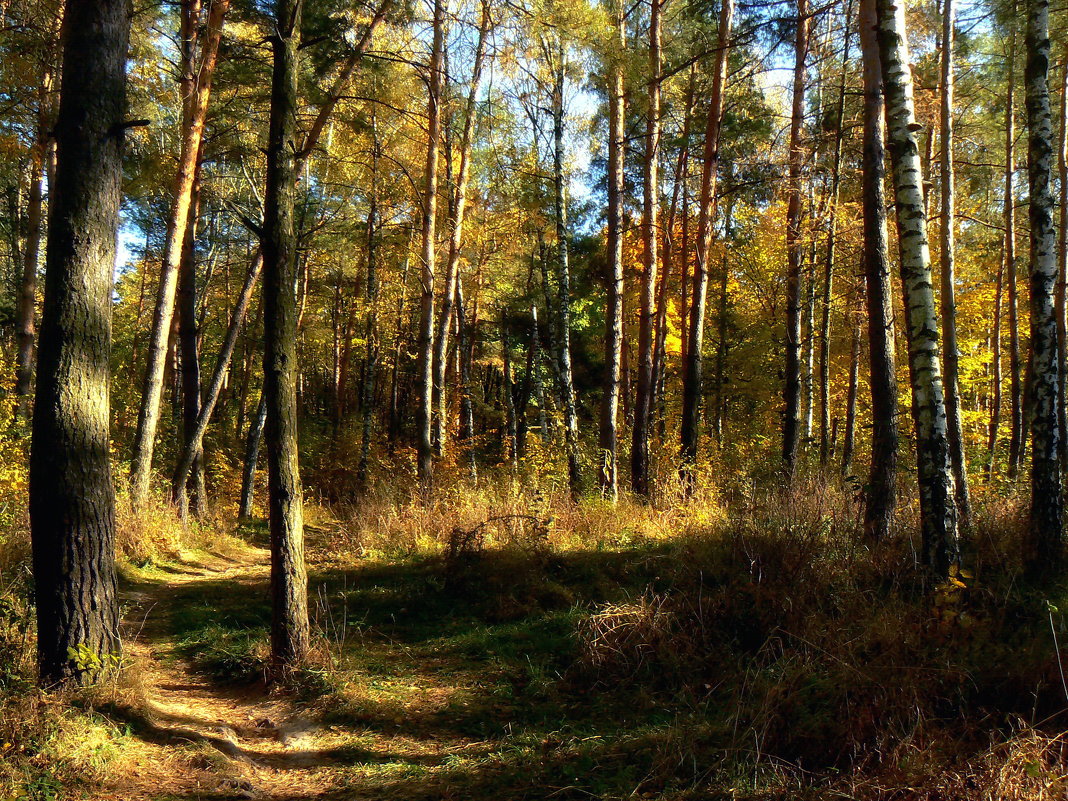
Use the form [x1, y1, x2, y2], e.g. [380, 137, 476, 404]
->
[859, 0, 897, 542]
[30, 0, 129, 686]
[129, 0, 229, 507]
[1023, 0, 1062, 569]
[262, 0, 310, 672]
[874, 0, 958, 575]
[781, 0, 809, 477]
[680, 0, 732, 485]
[416, 0, 446, 488]
[938, 0, 971, 526]
[632, 0, 662, 498]
[598, 0, 625, 500]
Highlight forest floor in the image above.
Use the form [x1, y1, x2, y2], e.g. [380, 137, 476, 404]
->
[89, 525, 694, 801]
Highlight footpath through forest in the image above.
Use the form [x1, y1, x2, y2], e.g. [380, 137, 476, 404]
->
[98, 545, 493, 801]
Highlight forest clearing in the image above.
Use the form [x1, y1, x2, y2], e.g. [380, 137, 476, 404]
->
[1, 0, 1068, 795]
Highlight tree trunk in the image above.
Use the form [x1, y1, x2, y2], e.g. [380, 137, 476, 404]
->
[1056, 44, 1068, 469]
[177, 168, 206, 519]
[238, 392, 267, 521]
[358, 121, 381, 486]
[599, 2, 625, 500]
[261, 0, 309, 672]
[632, 0, 661, 498]
[1024, 0, 1062, 568]
[550, 44, 583, 498]
[680, 0, 732, 484]
[874, 0, 959, 575]
[14, 74, 55, 423]
[416, 0, 445, 488]
[939, 0, 972, 526]
[987, 248, 1005, 476]
[841, 276, 863, 476]
[1006, 30, 1024, 478]
[431, 0, 490, 457]
[173, 252, 263, 512]
[819, 3, 851, 466]
[782, 0, 809, 476]
[129, 0, 228, 507]
[31, 0, 128, 687]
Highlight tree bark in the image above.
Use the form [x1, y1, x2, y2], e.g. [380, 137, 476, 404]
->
[416, 0, 445, 489]
[129, 0, 229, 507]
[939, 0, 971, 526]
[1024, 0, 1062, 569]
[874, 0, 959, 576]
[30, 0, 128, 687]
[782, 0, 809, 476]
[632, 0, 662, 498]
[599, 1, 625, 500]
[680, 0, 732, 485]
[261, 0, 309, 672]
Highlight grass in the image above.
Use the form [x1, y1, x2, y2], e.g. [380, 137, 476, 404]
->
[2, 455, 1068, 799]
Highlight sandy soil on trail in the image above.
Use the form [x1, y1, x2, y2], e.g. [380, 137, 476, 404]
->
[91, 551, 350, 801]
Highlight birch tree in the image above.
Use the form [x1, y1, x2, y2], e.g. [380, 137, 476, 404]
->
[874, 0, 958, 575]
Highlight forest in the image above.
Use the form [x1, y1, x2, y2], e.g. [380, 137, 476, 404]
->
[0, 0, 1066, 796]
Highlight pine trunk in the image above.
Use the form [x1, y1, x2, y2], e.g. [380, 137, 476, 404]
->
[262, 0, 310, 672]
[680, 0, 732, 483]
[30, 0, 128, 687]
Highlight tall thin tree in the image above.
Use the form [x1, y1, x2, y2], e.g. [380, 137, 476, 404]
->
[874, 0, 959, 575]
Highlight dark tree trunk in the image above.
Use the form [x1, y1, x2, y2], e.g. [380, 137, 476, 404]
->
[782, 0, 809, 476]
[859, 0, 898, 541]
[599, 2, 625, 499]
[31, 0, 128, 687]
[261, 0, 309, 672]
[939, 0, 972, 525]
[680, 0, 732, 486]
[632, 0, 661, 498]
[416, 0, 445, 488]
[177, 169, 206, 519]
[238, 392, 267, 521]
[1024, 0, 1062, 569]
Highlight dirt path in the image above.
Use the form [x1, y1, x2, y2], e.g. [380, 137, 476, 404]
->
[99, 549, 354, 800]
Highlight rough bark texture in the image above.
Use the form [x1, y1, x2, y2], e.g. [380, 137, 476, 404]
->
[31, 0, 128, 687]
[875, 0, 959, 575]
[177, 171, 206, 519]
[262, 0, 310, 672]
[782, 0, 809, 476]
[1024, 0, 1062, 569]
[632, 0, 661, 498]
[129, 0, 228, 507]
[680, 0, 732, 483]
[938, 0, 971, 526]
[416, 0, 445, 488]
[599, 3, 625, 500]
